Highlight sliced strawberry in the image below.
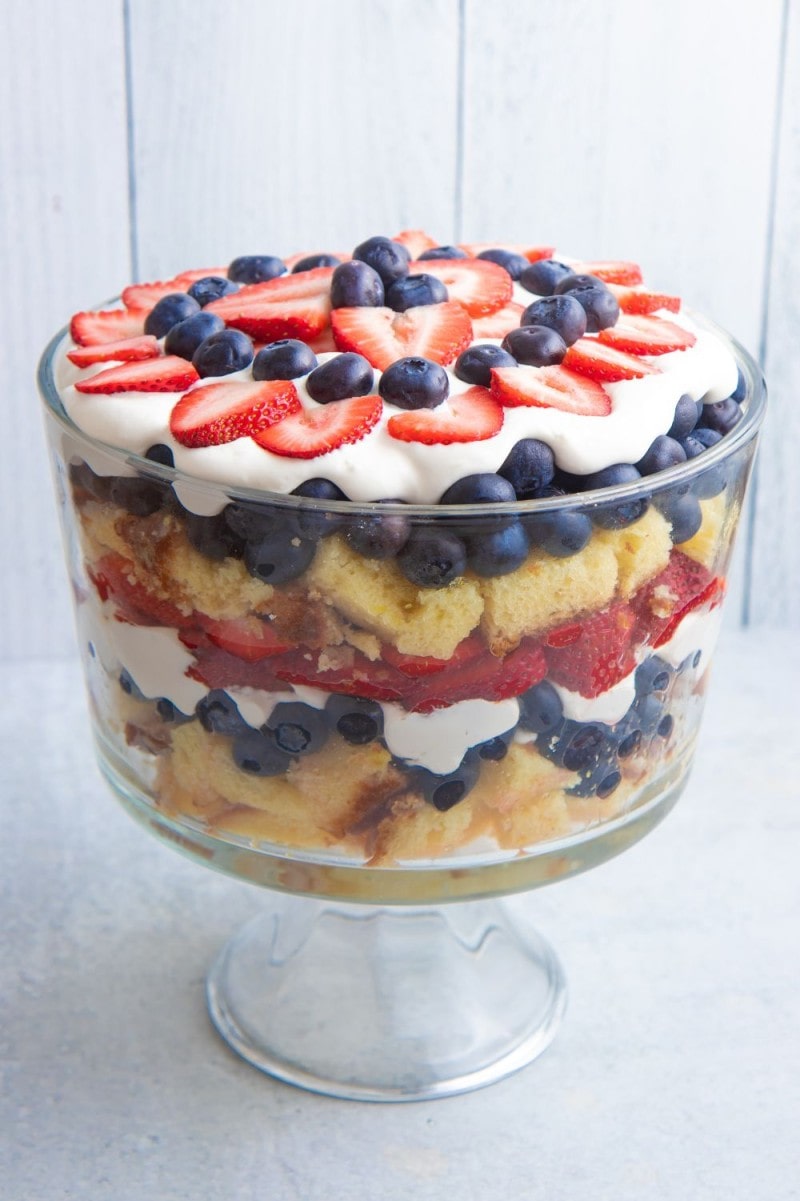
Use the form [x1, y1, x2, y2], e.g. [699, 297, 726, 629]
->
[172, 267, 228, 285]
[562, 338, 661, 382]
[392, 229, 438, 259]
[121, 280, 185, 311]
[89, 554, 193, 629]
[458, 242, 555, 263]
[571, 260, 643, 286]
[381, 634, 485, 677]
[490, 365, 611, 416]
[331, 302, 472, 370]
[471, 302, 525, 340]
[70, 309, 147, 347]
[75, 355, 199, 395]
[253, 394, 382, 458]
[607, 284, 681, 315]
[387, 385, 503, 445]
[67, 335, 161, 367]
[655, 578, 725, 648]
[597, 314, 697, 355]
[307, 326, 338, 353]
[631, 552, 721, 646]
[196, 614, 294, 662]
[543, 603, 637, 698]
[170, 379, 300, 448]
[408, 258, 512, 317]
[410, 638, 547, 713]
[272, 648, 409, 705]
[206, 266, 334, 342]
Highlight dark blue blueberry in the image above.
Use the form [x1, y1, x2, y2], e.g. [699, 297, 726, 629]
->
[266, 702, 328, 755]
[502, 324, 566, 366]
[635, 435, 687, 476]
[521, 295, 587, 346]
[439, 472, 517, 507]
[667, 394, 700, 441]
[306, 352, 374, 403]
[660, 491, 703, 543]
[657, 714, 674, 738]
[232, 729, 294, 776]
[397, 528, 467, 588]
[192, 328, 254, 377]
[108, 476, 167, 516]
[386, 273, 448, 312]
[156, 698, 192, 725]
[550, 469, 584, 493]
[352, 235, 410, 288]
[539, 719, 613, 773]
[559, 283, 619, 332]
[681, 428, 727, 498]
[614, 711, 643, 759]
[69, 460, 110, 499]
[583, 464, 648, 529]
[290, 478, 349, 539]
[553, 272, 605, 294]
[519, 681, 563, 733]
[477, 729, 515, 761]
[196, 690, 249, 736]
[477, 248, 529, 279]
[635, 656, 673, 696]
[454, 343, 517, 387]
[568, 761, 622, 799]
[692, 428, 724, 450]
[697, 397, 742, 435]
[144, 443, 175, 468]
[119, 669, 146, 700]
[164, 311, 225, 360]
[244, 528, 316, 583]
[144, 293, 201, 338]
[407, 749, 481, 811]
[223, 501, 282, 545]
[291, 253, 342, 273]
[184, 510, 244, 561]
[253, 339, 318, 381]
[731, 367, 747, 402]
[344, 500, 410, 559]
[325, 694, 384, 745]
[187, 275, 238, 307]
[633, 692, 664, 735]
[418, 245, 468, 261]
[523, 509, 593, 557]
[228, 255, 285, 284]
[379, 356, 448, 409]
[519, 259, 573, 296]
[467, 520, 529, 577]
[499, 439, 555, 498]
[330, 261, 385, 308]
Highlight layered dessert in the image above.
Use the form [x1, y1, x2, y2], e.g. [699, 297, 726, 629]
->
[47, 230, 755, 868]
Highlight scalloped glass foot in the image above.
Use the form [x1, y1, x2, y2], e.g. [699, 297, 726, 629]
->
[206, 896, 566, 1101]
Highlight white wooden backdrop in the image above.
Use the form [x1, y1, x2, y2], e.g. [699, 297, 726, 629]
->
[2, 0, 796, 663]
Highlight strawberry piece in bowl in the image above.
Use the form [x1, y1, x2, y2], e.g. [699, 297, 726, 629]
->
[570, 260, 643, 286]
[543, 603, 637, 698]
[67, 335, 161, 367]
[196, 614, 295, 662]
[471, 302, 525, 340]
[562, 338, 661, 382]
[206, 266, 334, 342]
[408, 258, 512, 317]
[458, 242, 555, 263]
[170, 379, 301, 448]
[490, 365, 611, 416]
[253, 394, 383, 458]
[70, 309, 147, 347]
[607, 284, 681, 315]
[331, 302, 472, 370]
[391, 229, 439, 259]
[597, 315, 697, 355]
[75, 355, 199, 395]
[387, 385, 504, 444]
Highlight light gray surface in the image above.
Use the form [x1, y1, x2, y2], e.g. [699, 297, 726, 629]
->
[3, 629, 799, 1200]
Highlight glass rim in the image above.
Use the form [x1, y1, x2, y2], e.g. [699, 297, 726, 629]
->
[37, 307, 767, 518]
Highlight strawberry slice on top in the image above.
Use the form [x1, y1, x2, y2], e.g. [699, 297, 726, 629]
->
[331, 302, 472, 370]
[170, 379, 301, 447]
[471, 302, 525, 340]
[74, 355, 199, 395]
[562, 338, 661, 382]
[570, 260, 643, 285]
[408, 257, 512, 317]
[387, 386, 504, 444]
[206, 266, 334, 343]
[122, 268, 229, 312]
[490, 365, 611, 416]
[458, 242, 555, 263]
[253, 394, 383, 458]
[391, 229, 438, 259]
[67, 335, 161, 367]
[607, 284, 681, 315]
[597, 314, 697, 355]
[70, 308, 147, 347]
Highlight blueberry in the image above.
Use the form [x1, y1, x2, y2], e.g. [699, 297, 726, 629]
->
[385, 273, 448, 312]
[156, 698, 192, 725]
[192, 328, 254, 377]
[244, 528, 316, 583]
[540, 719, 613, 773]
[440, 472, 517, 507]
[119, 669, 146, 700]
[633, 693, 664, 735]
[568, 761, 622, 799]
[681, 428, 727, 498]
[635, 656, 673, 696]
[668, 394, 700, 441]
[223, 501, 281, 545]
[352, 235, 410, 288]
[232, 729, 294, 776]
[660, 490, 703, 542]
[418, 245, 468, 261]
[524, 509, 593, 557]
[144, 443, 175, 467]
[108, 476, 167, 516]
[692, 427, 724, 450]
[498, 439, 555, 499]
[635, 435, 687, 476]
[397, 528, 467, 588]
[614, 712, 643, 759]
[553, 272, 605, 294]
[583, 464, 648, 529]
[266, 702, 328, 755]
[196, 690, 249, 736]
[477, 248, 529, 279]
[477, 729, 515, 761]
[519, 259, 573, 296]
[697, 397, 742, 435]
[731, 367, 747, 403]
[521, 295, 587, 346]
[164, 311, 225, 360]
[454, 343, 517, 387]
[467, 520, 529, 577]
[185, 510, 244, 561]
[228, 255, 285, 284]
[187, 276, 238, 307]
[519, 681, 563, 733]
[344, 500, 411, 559]
[290, 478, 349, 539]
[560, 283, 619, 332]
[306, 352, 374, 403]
[379, 357, 448, 410]
[502, 325, 566, 366]
[291, 253, 342, 273]
[657, 714, 674, 738]
[144, 293, 201, 338]
[407, 749, 481, 811]
[325, 694, 384, 745]
[330, 261, 385, 308]
[69, 460, 111, 500]
[252, 339, 317, 381]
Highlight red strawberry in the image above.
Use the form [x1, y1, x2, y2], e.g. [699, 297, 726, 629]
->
[67, 335, 161, 367]
[597, 315, 697, 355]
[387, 385, 503, 445]
[307, 326, 338, 353]
[381, 634, 485, 677]
[458, 242, 555, 263]
[490, 365, 611, 416]
[631, 552, 722, 646]
[170, 379, 300, 447]
[471, 302, 525, 339]
[122, 280, 185, 311]
[206, 266, 334, 342]
[75, 355, 199, 394]
[196, 614, 294, 662]
[70, 309, 147, 347]
[410, 638, 547, 713]
[570, 260, 643, 285]
[562, 338, 661, 382]
[607, 284, 680, 315]
[331, 302, 472, 370]
[543, 603, 637, 697]
[89, 555, 193, 629]
[253, 394, 382, 458]
[172, 267, 228, 285]
[408, 258, 512, 317]
[273, 648, 409, 705]
[392, 229, 438, 258]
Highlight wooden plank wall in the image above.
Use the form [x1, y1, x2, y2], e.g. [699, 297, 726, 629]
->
[2, 0, 793, 661]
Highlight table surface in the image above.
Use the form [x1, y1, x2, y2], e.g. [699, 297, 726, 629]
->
[3, 628, 799, 1201]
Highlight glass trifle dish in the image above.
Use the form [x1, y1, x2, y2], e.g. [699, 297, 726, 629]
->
[40, 231, 765, 1099]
